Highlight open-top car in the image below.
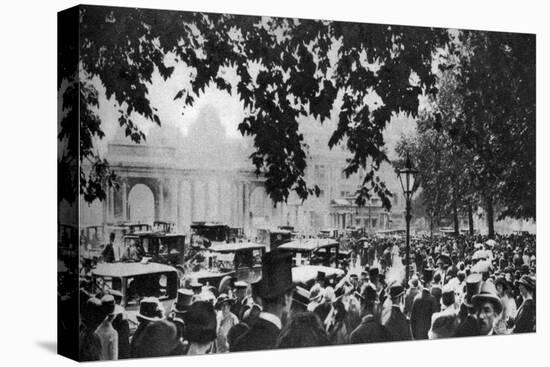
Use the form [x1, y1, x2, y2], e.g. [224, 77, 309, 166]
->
[278, 238, 340, 267]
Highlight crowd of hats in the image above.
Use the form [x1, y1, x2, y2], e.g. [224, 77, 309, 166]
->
[76, 232, 536, 360]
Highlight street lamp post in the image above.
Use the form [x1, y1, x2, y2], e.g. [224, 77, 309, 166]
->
[397, 153, 418, 284]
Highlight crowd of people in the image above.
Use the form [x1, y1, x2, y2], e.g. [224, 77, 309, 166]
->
[77, 232, 536, 360]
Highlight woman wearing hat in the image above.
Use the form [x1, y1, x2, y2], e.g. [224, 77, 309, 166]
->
[215, 294, 239, 353]
[494, 277, 517, 335]
[513, 275, 536, 333]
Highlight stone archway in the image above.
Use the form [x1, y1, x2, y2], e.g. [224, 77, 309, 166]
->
[127, 183, 155, 224]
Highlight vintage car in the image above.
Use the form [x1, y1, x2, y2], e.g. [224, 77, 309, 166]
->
[91, 261, 178, 329]
[184, 242, 266, 289]
[190, 222, 230, 242]
[319, 228, 339, 239]
[121, 232, 186, 267]
[278, 238, 340, 267]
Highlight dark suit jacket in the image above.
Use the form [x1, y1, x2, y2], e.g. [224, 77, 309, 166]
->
[383, 306, 412, 341]
[454, 314, 479, 337]
[350, 315, 391, 344]
[410, 289, 437, 339]
[514, 298, 535, 334]
[231, 316, 280, 351]
[112, 313, 130, 359]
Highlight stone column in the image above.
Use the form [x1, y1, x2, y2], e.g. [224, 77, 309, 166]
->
[169, 177, 178, 225]
[121, 180, 128, 222]
[190, 180, 195, 223]
[109, 186, 115, 222]
[158, 180, 164, 221]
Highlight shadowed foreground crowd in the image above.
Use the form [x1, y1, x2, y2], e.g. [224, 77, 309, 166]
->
[78, 233, 536, 361]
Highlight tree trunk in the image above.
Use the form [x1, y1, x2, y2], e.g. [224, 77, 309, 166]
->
[453, 200, 459, 237]
[468, 204, 474, 236]
[486, 196, 495, 239]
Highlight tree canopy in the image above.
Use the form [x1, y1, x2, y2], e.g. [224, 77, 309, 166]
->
[397, 30, 535, 236]
[58, 5, 449, 208]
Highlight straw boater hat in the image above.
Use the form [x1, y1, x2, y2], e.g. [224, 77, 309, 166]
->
[472, 281, 503, 314]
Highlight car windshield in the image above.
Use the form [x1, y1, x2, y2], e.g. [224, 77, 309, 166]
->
[126, 272, 177, 305]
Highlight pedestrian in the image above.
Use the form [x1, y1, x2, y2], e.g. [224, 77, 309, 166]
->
[472, 280, 503, 336]
[455, 273, 482, 337]
[215, 293, 239, 353]
[410, 269, 437, 340]
[277, 311, 330, 349]
[383, 284, 412, 341]
[349, 283, 391, 344]
[79, 297, 103, 361]
[133, 320, 185, 358]
[101, 232, 116, 263]
[231, 250, 294, 351]
[230, 281, 250, 320]
[184, 301, 218, 355]
[428, 285, 459, 339]
[494, 277, 516, 335]
[513, 275, 536, 333]
[95, 295, 119, 360]
[108, 290, 130, 359]
[130, 297, 163, 358]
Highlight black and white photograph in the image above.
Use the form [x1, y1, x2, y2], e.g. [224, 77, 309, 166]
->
[54, 2, 537, 363]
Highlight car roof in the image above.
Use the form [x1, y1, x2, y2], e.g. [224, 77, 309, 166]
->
[279, 238, 339, 251]
[209, 242, 266, 253]
[91, 262, 177, 278]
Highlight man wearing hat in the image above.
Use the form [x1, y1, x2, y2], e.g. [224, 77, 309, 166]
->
[232, 250, 294, 351]
[290, 286, 311, 315]
[171, 288, 194, 319]
[189, 280, 204, 296]
[130, 297, 164, 358]
[350, 284, 391, 344]
[383, 284, 412, 341]
[428, 285, 459, 339]
[410, 269, 438, 340]
[230, 281, 249, 320]
[472, 280, 503, 336]
[455, 273, 482, 337]
[513, 275, 536, 333]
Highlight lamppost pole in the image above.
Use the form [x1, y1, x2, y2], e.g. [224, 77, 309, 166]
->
[397, 152, 418, 284]
[405, 194, 412, 283]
